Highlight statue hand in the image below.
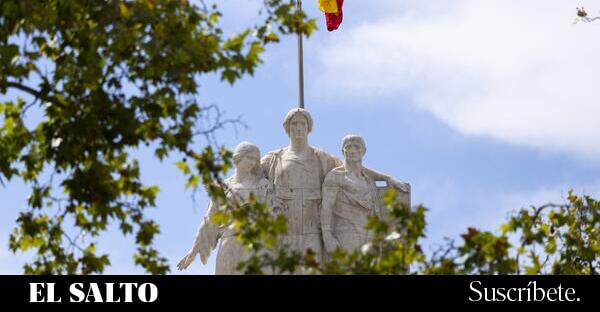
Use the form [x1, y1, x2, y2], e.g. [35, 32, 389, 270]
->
[177, 248, 198, 270]
[386, 177, 410, 194]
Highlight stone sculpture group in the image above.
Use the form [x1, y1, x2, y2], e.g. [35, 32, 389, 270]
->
[177, 108, 410, 274]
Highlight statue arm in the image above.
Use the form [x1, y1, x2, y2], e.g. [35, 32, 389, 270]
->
[362, 167, 411, 193]
[197, 199, 222, 263]
[177, 199, 221, 270]
[322, 151, 407, 192]
[318, 148, 410, 193]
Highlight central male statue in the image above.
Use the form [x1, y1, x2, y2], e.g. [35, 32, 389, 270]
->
[261, 108, 406, 263]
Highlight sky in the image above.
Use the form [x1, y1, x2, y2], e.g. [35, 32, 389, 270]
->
[1, 0, 600, 274]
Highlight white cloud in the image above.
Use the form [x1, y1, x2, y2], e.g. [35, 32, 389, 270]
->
[313, 0, 600, 160]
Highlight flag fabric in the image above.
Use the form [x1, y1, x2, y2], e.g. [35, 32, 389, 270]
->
[319, 0, 344, 32]
[317, 0, 338, 13]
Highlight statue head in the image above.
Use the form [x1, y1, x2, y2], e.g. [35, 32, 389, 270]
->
[341, 134, 366, 163]
[283, 108, 313, 140]
[233, 141, 261, 175]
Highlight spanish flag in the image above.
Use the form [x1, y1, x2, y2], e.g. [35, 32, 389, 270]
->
[318, 0, 344, 31]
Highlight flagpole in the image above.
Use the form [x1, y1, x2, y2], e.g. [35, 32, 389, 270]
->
[297, 0, 305, 109]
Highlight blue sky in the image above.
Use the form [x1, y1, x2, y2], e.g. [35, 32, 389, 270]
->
[1, 0, 600, 274]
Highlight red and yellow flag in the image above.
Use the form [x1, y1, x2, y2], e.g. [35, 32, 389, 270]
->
[318, 0, 344, 31]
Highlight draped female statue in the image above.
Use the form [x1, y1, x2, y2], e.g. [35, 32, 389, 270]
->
[177, 142, 270, 274]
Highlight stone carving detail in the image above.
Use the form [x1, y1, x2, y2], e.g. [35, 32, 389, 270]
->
[178, 108, 411, 274]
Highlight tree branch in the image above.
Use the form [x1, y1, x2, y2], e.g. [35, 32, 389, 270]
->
[6, 81, 65, 109]
[6, 81, 43, 98]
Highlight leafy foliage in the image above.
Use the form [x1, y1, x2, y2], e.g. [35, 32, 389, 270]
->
[1, 0, 315, 274]
[215, 189, 598, 275]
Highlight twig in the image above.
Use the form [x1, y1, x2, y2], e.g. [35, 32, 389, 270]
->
[193, 104, 247, 146]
